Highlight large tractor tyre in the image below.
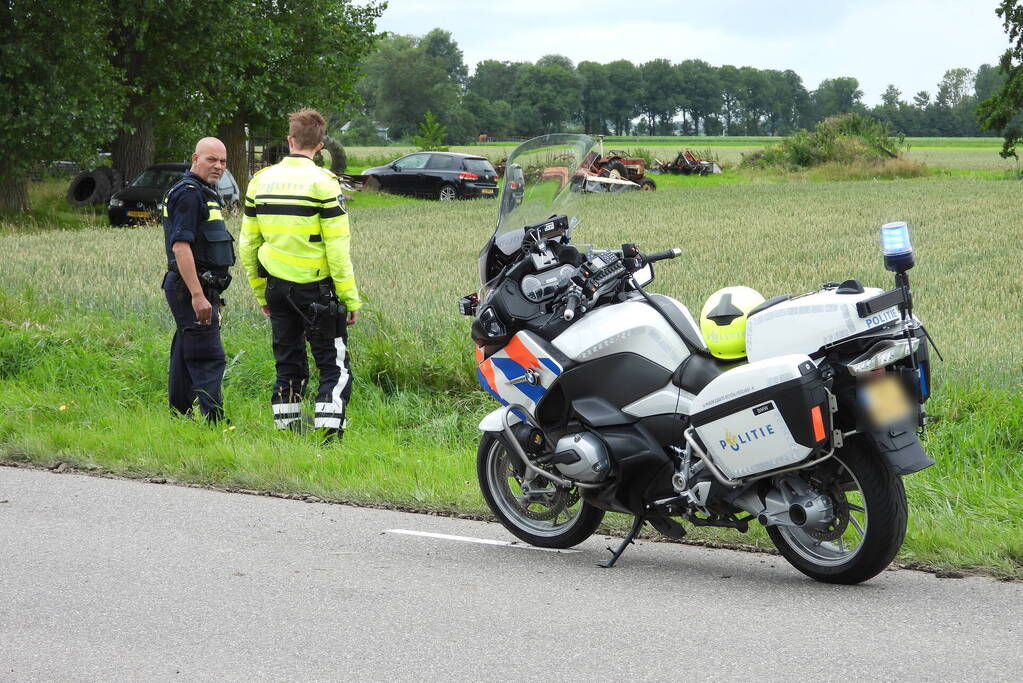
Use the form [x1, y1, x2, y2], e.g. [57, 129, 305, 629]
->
[604, 160, 628, 180]
[316, 137, 348, 175]
[477, 432, 605, 549]
[639, 177, 657, 191]
[262, 142, 289, 165]
[96, 166, 123, 194]
[66, 170, 111, 207]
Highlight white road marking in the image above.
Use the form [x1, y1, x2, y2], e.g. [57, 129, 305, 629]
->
[385, 529, 580, 553]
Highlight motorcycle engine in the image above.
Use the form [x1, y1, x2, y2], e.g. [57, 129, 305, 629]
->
[552, 432, 610, 483]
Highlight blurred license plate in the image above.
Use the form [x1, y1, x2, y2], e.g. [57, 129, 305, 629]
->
[481, 188, 495, 195]
[127, 210, 149, 218]
[862, 375, 911, 425]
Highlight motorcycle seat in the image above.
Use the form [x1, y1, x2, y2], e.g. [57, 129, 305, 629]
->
[672, 352, 735, 394]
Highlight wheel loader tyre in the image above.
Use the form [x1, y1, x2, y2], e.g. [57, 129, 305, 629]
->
[321, 137, 348, 174]
[66, 170, 111, 207]
[96, 166, 123, 194]
[263, 142, 289, 165]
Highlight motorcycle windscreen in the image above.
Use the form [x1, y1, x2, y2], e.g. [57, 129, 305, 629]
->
[479, 134, 594, 287]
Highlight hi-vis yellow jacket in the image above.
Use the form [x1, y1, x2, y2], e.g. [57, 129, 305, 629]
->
[239, 155, 362, 310]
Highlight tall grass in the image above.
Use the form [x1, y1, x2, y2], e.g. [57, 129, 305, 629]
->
[1, 175, 1021, 574]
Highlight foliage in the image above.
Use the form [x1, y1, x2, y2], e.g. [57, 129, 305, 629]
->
[977, 0, 1023, 157]
[340, 115, 387, 146]
[413, 112, 449, 152]
[358, 33, 464, 142]
[0, 0, 124, 211]
[748, 113, 911, 170]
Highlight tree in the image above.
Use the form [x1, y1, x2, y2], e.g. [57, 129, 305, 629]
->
[0, 0, 123, 211]
[105, 0, 245, 184]
[638, 59, 680, 135]
[717, 65, 743, 135]
[677, 59, 722, 135]
[413, 111, 448, 151]
[737, 67, 770, 135]
[511, 62, 581, 133]
[936, 68, 974, 108]
[577, 61, 613, 134]
[468, 60, 528, 101]
[881, 85, 903, 108]
[421, 29, 468, 86]
[214, 0, 384, 193]
[360, 32, 461, 141]
[604, 60, 642, 135]
[812, 77, 864, 119]
[978, 0, 1023, 156]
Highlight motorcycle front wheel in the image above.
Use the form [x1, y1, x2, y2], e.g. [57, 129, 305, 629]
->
[767, 443, 908, 584]
[477, 432, 605, 548]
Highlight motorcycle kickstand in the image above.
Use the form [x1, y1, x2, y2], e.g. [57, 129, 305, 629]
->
[599, 514, 646, 569]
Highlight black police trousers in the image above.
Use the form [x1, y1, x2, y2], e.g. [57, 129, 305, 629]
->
[264, 276, 351, 435]
[163, 271, 226, 421]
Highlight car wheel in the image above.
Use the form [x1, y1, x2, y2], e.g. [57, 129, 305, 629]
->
[364, 176, 382, 192]
[438, 184, 458, 201]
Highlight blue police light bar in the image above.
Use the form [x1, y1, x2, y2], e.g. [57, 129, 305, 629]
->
[880, 221, 914, 272]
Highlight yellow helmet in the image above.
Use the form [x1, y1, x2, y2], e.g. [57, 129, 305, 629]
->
[700, 286, 765, 360]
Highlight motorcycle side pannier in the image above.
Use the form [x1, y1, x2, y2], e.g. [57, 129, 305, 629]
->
[689, 354, 832, 480]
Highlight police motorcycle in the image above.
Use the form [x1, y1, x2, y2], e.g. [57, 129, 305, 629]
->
[458, 134, 935, 584]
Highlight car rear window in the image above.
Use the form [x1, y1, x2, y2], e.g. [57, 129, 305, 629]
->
[463, 159, 495, 174]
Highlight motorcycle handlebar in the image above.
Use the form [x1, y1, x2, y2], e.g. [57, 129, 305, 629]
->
[645, 248, 682, 264]
[563, 288, 581, 321]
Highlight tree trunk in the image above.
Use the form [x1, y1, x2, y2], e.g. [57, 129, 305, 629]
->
[0, 176, 30, 213]
[218, 114, 249, 197]
[111, 100, 155, 186]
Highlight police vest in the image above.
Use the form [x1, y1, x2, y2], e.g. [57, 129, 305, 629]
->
[162, 178, 236, 274]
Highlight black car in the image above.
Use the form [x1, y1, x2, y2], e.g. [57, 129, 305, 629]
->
[107, 163, 240, 226]
[363, 152, 498, 200]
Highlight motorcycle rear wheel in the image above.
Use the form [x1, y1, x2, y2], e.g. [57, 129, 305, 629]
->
[766, 444, 907, 584]
[477, 432, 604, 548]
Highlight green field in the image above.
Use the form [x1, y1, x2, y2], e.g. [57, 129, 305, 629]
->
[2, 142, 1022, 576]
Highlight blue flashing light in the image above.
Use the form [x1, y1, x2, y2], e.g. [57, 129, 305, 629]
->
[880, 221, 914, 272]
[918, 362, 929, 399]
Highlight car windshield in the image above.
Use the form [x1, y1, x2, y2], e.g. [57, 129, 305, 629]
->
[493, 133, 594, 255]
[130, 168, 185, 189]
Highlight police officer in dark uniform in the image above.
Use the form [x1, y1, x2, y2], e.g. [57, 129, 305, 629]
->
[162, 137, 235, 422]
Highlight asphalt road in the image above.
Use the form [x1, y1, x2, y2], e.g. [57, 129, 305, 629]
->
[1, 465, 1020, 682]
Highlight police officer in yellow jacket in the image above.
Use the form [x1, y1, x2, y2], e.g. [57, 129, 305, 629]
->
[162, 137, 235, 422]
[239, 109, 361, 442]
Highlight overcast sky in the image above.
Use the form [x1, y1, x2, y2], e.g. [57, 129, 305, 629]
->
[375, 0, 1008, 105]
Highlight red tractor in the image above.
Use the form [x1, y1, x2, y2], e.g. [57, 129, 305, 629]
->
[583, 146, 656, 191]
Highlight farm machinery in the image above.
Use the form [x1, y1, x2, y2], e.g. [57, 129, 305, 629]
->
[581, 137, 656, 191]
[651, 148, 722, 176]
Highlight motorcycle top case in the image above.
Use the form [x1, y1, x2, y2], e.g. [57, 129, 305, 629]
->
[689, 354, 832, 479]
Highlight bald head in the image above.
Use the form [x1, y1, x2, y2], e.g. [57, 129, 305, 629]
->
[191, 137, 227, 184]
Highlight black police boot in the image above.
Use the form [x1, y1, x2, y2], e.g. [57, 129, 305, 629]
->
[321, 427, 344, 446]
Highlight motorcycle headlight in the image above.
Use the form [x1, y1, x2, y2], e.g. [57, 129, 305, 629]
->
[845, 337, 920, 376]
[109, 198, 124, 208]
